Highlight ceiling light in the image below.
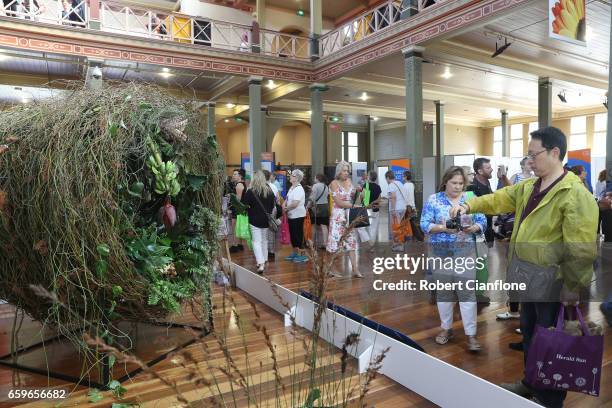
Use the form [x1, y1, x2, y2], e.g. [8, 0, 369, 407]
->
[297, 9, 305, 16]
[0, 53, 9, 61]
[224, 118, 230, 123]
[266, 80, 277, 89]
[372, 116, 379, 121]
[359, 92, 368, 101]
[440, 67, 453, 79]
[604, 95, 608, 110]
[159, 70, 173, 78]
[557, 90, 567, 103]
[307, 110, 312, 115]
[225, 102, 236, 109]
[491, 37, 512, 58]
[330, 116, 340, 122]
[162, 67, 170, 72]
[235, 116, 243, 122]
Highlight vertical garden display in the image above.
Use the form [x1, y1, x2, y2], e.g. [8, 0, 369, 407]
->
[0, 84, 223, 363]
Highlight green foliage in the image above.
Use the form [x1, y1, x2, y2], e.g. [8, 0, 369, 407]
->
[147, 278, 196, 313]
[88, 388, 103, 403]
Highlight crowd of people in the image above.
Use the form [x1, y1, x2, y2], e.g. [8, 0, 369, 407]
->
[222, 127, 609, 407]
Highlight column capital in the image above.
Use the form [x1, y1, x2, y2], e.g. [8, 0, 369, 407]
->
[309, 83, 329, 92]
[260, 105, 268, 111]
[434, 100, 445, 106]
[402, 45, 425, 58]
[538, 77, 552, 85]
[500, 109, 508, 115]
[248, 76, 263, 85]
[206, 101, 216, 107]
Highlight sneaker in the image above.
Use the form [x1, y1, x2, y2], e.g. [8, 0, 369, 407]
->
[293, 255, 309, 263]
[496, 311, 520, 320]
[284, 252, 297, 261]
[467, 336, 482, 352]
[509, 341, 523, 351]
[499, 381, 532, 398]
[515, 328, 522, 334]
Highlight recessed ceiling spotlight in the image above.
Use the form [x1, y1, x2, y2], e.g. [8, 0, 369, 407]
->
[372, 116, 379, 121]
[224, 118, 230, 123]
[266, 80, 277, 89]
[491, 36, 512, 58]
[440, 67, 453, 79]
[162, 67, 170, 72]
[225, 102, 236, 109]
[557, 90, 567, 103]
[359, 92, 369, 101]
[307, 110, 312, 115]
[159, 69, 173, 78]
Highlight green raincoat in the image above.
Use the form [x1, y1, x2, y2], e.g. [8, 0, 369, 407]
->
[466, 171, 598, 290]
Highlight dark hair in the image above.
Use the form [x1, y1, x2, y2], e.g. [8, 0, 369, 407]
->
[473, 157, 491, 173]
[369, 171, 377, 182]
[262, 169, 271, 180]
[385, 170, 395, 180]
[599, 169, 607, 182]
[315, 173, 327, 184]
[439, 166, 467, 192]
[529, 126, 567, 161]
[233, 168, 246, 179]
[520, 157, 529, 166]
[403, 170, 412, 181]
[570, 165, 585, 176]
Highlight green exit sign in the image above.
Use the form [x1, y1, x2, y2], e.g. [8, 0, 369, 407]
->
[297, 9, 305, 16]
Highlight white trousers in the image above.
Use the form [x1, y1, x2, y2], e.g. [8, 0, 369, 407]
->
[437, 301, 477, 336]
[368, 210, 380, 245]
[250, 225, 268, 266]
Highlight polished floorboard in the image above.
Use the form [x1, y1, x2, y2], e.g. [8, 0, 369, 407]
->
[228, 213, 612, 408]
[0, 283, 435, 407]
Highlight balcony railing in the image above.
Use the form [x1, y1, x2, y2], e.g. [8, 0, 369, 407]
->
[318, 0, 447, 58]
[1, 0, 447, 62]
[0, 0, 88, 27]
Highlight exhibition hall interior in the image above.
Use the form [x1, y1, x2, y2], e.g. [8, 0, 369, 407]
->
[0, 0, 610, 406]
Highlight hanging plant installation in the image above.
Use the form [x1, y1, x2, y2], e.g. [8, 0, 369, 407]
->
[0, 83, 223, 361]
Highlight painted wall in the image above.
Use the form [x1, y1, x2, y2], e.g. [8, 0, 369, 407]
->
[217, 124, 249, 168]
[271, 123, 312, 165]
[375, 124, 487, 160]
[180, 0, 253, 25]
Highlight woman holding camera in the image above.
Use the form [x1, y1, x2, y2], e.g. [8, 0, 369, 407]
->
[420, 166, 487, 352]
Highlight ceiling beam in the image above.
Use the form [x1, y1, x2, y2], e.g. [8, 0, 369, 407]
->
[329, 77, 539, 116]
[262, 82, 307, 105]
[271, 98, 484, 127]
[208, 76, 246, 101]
[430, 41, 608, 90]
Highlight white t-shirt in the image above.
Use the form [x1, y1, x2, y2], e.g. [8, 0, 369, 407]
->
[287, 185, 306, 219]
[388, 181, 406, 211]
[402, 182, 416, 208]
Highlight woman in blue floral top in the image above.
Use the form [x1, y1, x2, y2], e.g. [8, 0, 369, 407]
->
[420, 166, 487, 352]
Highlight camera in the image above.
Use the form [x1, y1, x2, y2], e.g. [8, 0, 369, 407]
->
[446, 214, 462, 230]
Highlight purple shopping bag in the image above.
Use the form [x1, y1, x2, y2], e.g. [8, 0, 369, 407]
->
[525, 305, 604, 396]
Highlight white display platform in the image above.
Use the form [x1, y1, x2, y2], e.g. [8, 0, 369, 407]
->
[226, 261, 540, 408]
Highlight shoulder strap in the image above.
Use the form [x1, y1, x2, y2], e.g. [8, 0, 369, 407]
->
[314, 184, 327, 203]
[394, 181, 407, 201]
[252, 188, 272, 216]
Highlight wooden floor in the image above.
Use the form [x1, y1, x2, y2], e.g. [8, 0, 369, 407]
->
[0, 282, 435, 407]
[228, 234, 612, 408]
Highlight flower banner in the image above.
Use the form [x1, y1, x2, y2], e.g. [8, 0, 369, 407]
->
[549, 0, 586, 45]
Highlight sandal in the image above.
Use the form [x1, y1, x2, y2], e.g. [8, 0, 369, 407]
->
[467, 335, 482, 352]
[352, 272, 364, 278]
[435, 329, 453, 345]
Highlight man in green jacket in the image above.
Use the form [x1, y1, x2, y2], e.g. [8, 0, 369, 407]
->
[450, 127, 598, 407]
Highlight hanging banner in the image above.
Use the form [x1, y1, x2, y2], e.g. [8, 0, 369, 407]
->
[549, 0, 586, 45]
[351, 162, 368, 187]
[275, 170, 287, 199]
[261, 152, 275, 173]
[567, 148, 592, 192]
[390, 159, 411, 184]
[240, 152, 251, 180]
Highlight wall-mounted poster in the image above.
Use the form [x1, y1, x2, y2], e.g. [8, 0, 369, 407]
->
[567, 148, 592, 193]
[549, 0, 586, 45]
[390, 159, 411, 184]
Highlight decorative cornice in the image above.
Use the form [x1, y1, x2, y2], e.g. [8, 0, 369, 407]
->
[248, 76, 263, 85]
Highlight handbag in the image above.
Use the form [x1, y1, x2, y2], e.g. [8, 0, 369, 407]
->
[525, 305, 604, 396]
[309, 185, 329, 219]
[252, 189, 279, 232]
[362, 182, 371, 207]
[348, 191, 369, 228]
[235, 214, 251, 242]
[280, 213, 291, 245]
[303, 212, 313, 242]
[405, 206, 424, 242]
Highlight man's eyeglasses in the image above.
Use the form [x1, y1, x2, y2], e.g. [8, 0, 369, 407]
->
[526, 149, 548, 160]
